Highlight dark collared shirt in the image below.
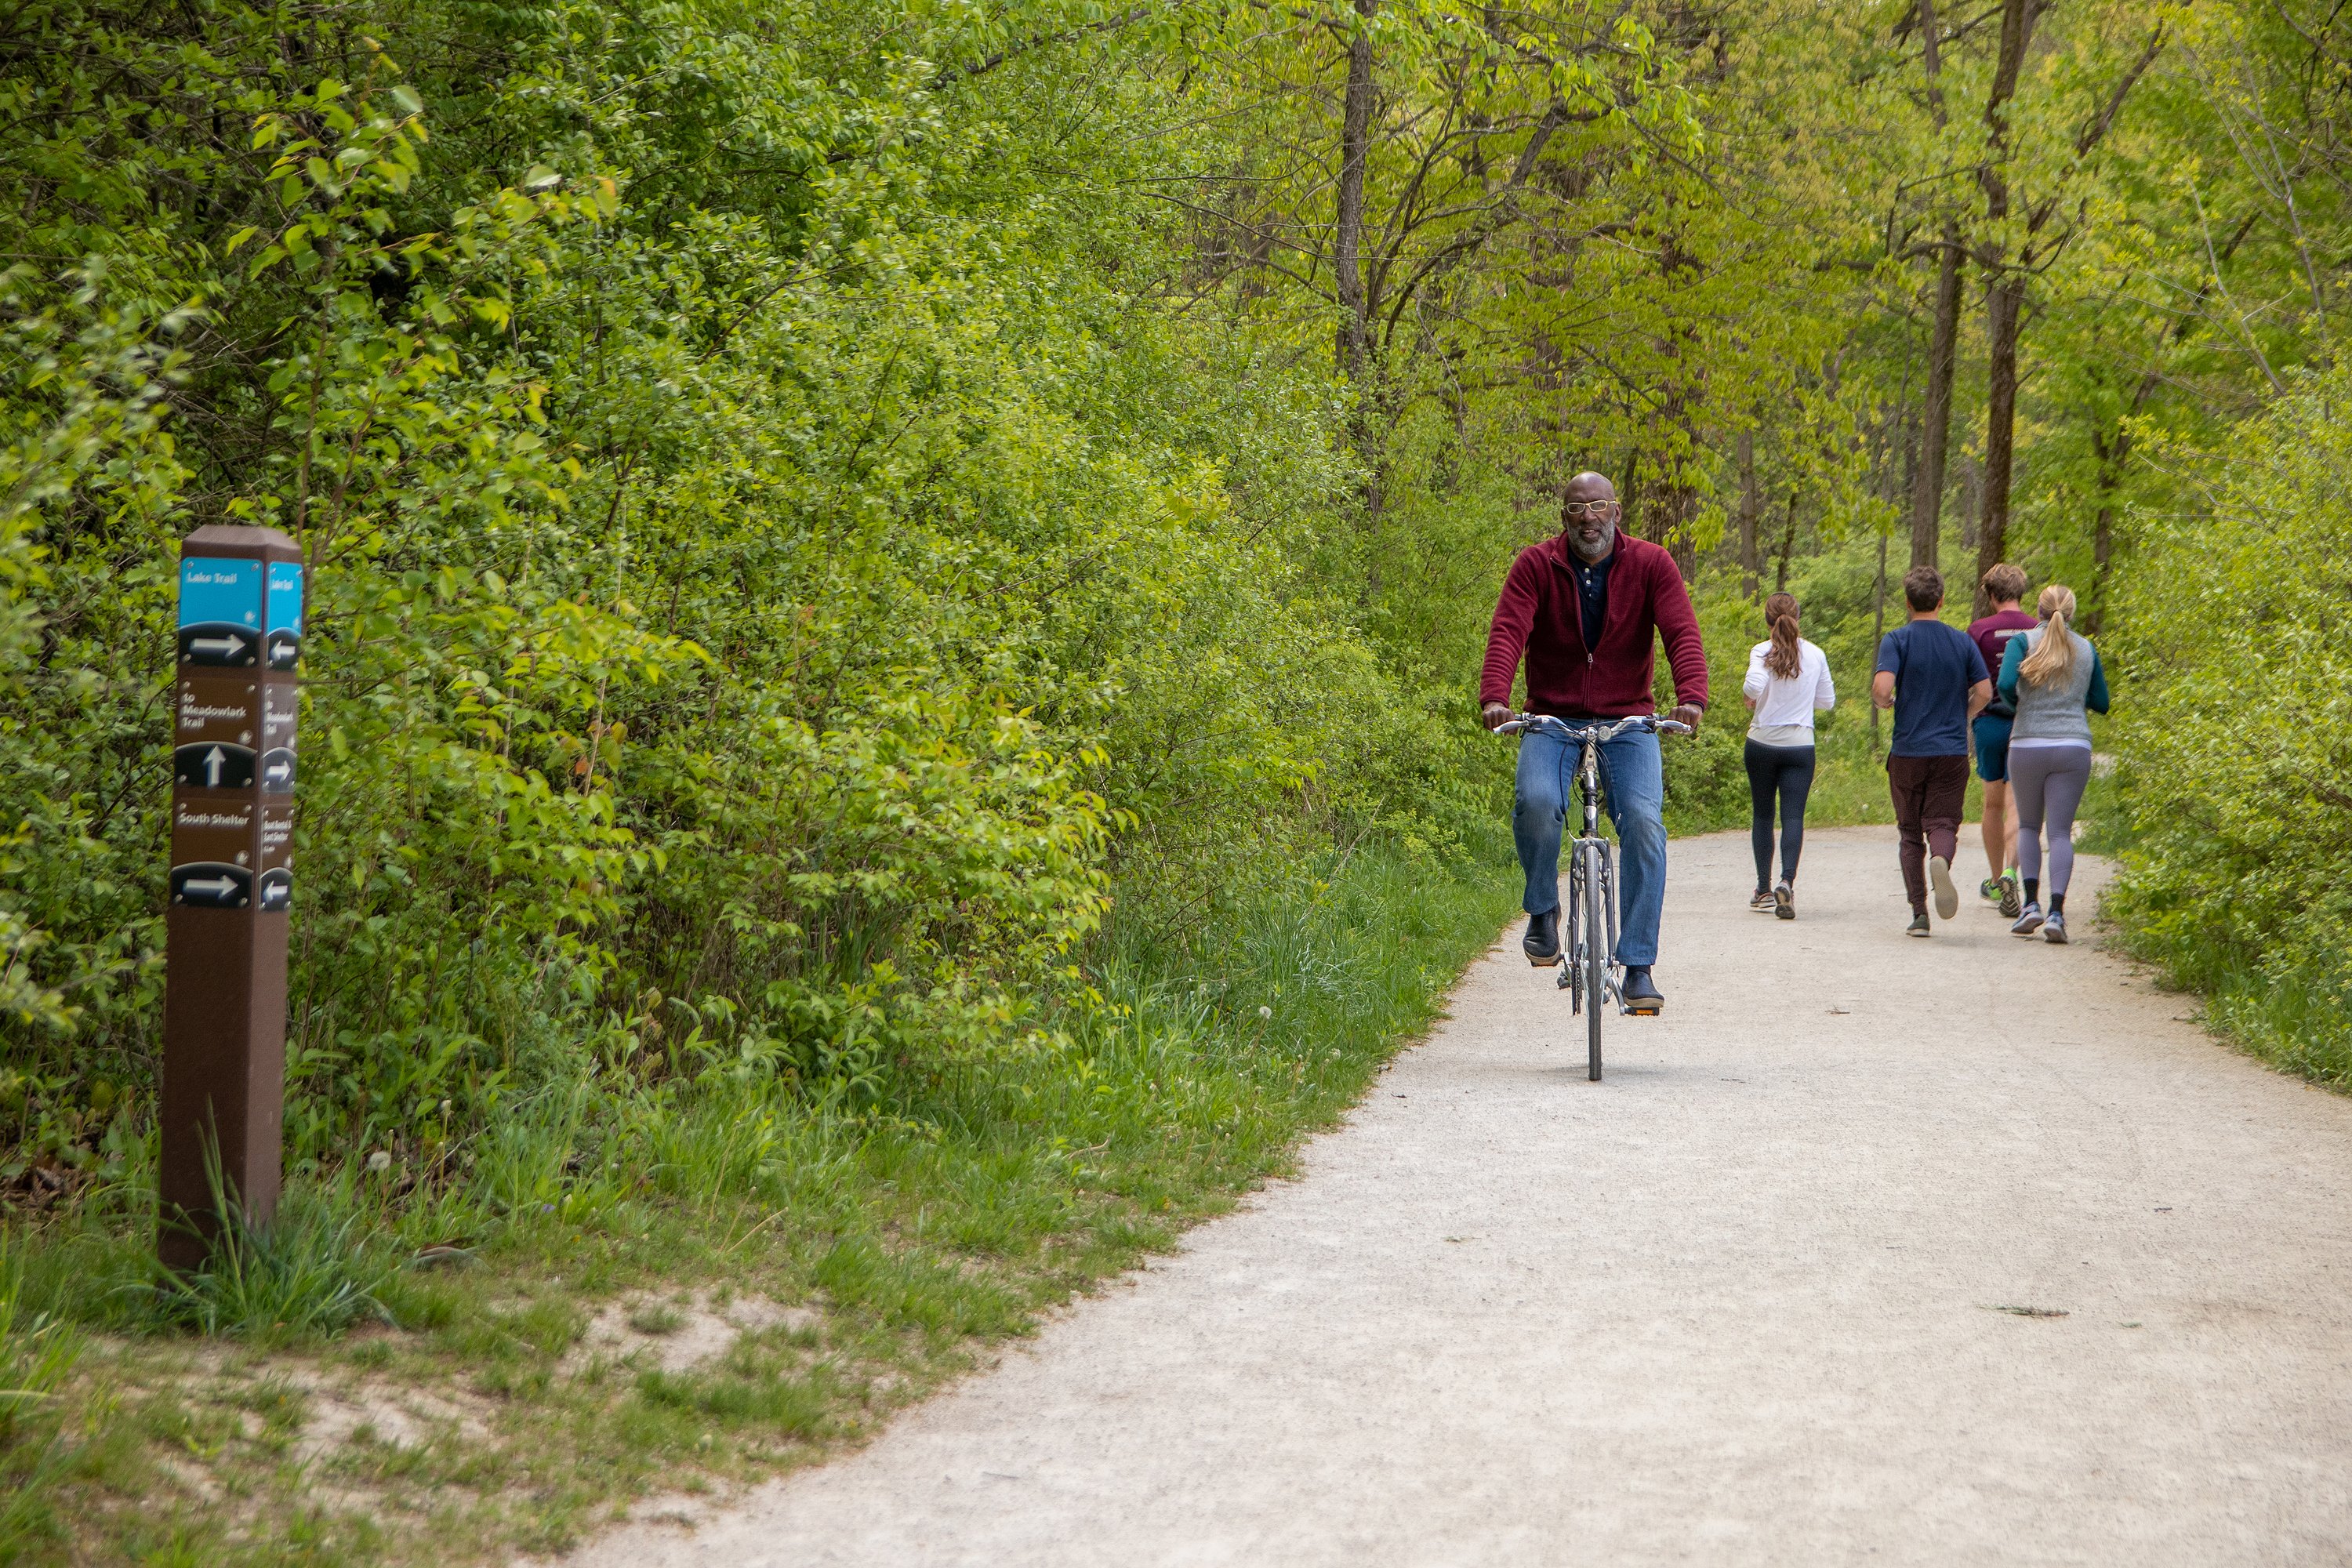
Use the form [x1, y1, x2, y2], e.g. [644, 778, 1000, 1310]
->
[1570, 543, 1614, 652]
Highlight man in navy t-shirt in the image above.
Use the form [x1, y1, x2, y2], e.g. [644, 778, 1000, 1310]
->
[1871, 565, 1991, 936]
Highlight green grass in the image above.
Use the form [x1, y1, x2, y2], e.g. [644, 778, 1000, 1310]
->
[144, 1181, 399, 1342]
[2082, 779, 2352, 1094]
[0, 1238, 82, 1563]
[2188, 974, 2352, 1089]
[0, 843, 1516, 1565]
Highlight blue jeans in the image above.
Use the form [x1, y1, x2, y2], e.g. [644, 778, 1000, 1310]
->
[1513, 726, 1668, 967]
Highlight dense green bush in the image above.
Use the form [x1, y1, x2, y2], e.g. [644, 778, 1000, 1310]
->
[0, 0, 1511, 1185]
[2103, 369, 2352, 1084]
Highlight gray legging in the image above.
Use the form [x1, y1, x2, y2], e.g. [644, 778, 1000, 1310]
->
[2009, 742, 2092, 897]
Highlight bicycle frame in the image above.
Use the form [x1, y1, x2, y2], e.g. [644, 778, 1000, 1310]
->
[1571, 728, 1621, 1007]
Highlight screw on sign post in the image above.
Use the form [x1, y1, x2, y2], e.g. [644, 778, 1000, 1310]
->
[157, 524, 303, 1271]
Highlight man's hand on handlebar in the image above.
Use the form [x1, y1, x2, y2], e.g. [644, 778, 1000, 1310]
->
[1669, 703, 1703, 736]
[1483, 701, 1514, 731]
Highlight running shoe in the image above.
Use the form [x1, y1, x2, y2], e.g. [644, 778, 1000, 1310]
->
[2009, 902, 2045, 937]
[1980, 876, 2002, 902]
[1750, 887, 1777, 912]
[2044, 909, 2069, 944]
[1907, 912, 1931, 938]
[1929, 855, 1959, 920]
[1998, 870, 2022, 919]
[1774, 881, 1795, 921]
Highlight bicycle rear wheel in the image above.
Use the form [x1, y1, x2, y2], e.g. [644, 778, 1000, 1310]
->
[1581, 840, 1606, 1080]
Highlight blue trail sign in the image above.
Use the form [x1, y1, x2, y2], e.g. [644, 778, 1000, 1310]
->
[159, 525, 303, 1270]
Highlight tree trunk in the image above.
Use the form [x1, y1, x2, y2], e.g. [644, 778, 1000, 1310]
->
[1976, 273, 2024, 611]
[2083, 417, 2132, 634]
[2088, 501, 2114, 632]
[1775, 491, 1798, 593]
[1737, 429, 1762, 597]
[1907, 0, 1958, 574]
[1878, 410, 1915, 757]
[1333, 0, 1376, 378]
[1871, 524, 1889, 756]
[1619, 446, 1642, 539]
[1649, 232, 1700, 579]
[1972, 0, 2033, 614]
[1657, 485, 1697, 580]
[1913, 224, 1960, 572]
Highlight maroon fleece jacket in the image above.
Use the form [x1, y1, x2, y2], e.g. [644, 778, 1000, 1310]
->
[1479, 532, 1710, 717]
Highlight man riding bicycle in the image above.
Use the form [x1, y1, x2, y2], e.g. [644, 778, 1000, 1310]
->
[1481, 472, 1708, 1010]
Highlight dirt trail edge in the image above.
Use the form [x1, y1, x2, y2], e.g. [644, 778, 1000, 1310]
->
[550, 827, 2352, 1567]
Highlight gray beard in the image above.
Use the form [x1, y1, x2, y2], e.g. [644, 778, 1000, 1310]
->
[1567, 524, 1616, 564]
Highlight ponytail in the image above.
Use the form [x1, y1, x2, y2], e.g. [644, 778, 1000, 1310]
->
[2019, 583, 2080, 687]
[1763, 592, 1802, 680]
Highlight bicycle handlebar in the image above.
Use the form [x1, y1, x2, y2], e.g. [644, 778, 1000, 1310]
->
[1494, 713, 1693, 740]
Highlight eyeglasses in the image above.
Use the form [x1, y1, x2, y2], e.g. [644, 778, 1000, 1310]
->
[1563, 501, 1617, 521]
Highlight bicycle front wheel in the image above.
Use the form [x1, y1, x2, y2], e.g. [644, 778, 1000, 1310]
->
[1581, 840, 1606, 1081]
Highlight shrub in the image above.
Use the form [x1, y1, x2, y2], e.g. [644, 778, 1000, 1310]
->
[2102, 370, 2352, 1083]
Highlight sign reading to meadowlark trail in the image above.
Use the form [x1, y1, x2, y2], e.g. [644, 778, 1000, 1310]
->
[158, 524, 303, 1270]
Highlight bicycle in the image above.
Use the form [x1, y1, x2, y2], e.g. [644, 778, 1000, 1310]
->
[1494, 712, 1693, 1081]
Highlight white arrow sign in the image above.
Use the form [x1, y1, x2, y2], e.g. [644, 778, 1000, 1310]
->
[190, 636, 244, 658]
[264, 757, 292, 785]
[203, 746, 225, 787]
[182, 876, 239, 899]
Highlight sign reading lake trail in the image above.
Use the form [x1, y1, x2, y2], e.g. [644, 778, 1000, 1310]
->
[178, 557, 263, 666]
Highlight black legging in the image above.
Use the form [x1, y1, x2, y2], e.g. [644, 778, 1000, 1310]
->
[1744, 739, 1817, 890]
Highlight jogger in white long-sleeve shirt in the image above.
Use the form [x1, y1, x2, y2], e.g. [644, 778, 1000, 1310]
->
[1741, 592, 1837, 919]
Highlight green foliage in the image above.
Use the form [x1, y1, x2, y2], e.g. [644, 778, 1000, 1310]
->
[0, 0, 1504, 1187]
[2103, 370, 2352, 1086]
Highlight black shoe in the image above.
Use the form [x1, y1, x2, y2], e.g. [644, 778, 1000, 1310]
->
[1622, 965, 1663, 1013]
[1523, 909, 1561, 967]
[1907, 912, 1931, 938]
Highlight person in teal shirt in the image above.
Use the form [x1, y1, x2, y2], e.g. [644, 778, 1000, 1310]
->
[1968, 562, 2038, 916]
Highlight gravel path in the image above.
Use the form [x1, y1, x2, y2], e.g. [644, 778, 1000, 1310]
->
[561, 826, 2352, 1566]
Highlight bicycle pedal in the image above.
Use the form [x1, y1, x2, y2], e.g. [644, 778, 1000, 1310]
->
[1526, 953, 1562, 968]
[1623, 1001, 1662, 1017]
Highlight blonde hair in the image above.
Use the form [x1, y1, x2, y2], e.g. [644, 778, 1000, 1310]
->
[2018, 583, 2080, 687]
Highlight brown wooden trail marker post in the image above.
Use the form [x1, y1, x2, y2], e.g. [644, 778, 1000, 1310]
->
[158, 524, 303, 1271]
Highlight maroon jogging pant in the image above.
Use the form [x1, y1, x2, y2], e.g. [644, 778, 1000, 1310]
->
[1887, 753, 1967, 916]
